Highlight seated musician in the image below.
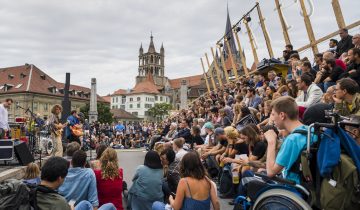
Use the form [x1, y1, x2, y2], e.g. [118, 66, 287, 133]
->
[66, 110, 82, 145]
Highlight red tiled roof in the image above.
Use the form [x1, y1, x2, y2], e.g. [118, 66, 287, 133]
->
[111, 109, 140, 120]
[169, 74, 203, 89]
[131, 73, 159, 94]
[102, 95, 111, 103]
[113, 88, 127, 95]
[0, 64, 107, 103]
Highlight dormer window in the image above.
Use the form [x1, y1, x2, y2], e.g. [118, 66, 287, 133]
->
[59, 89, 64, 94]
[8, 74, 14, 80]
[3, 84, 14, 91]
[77, 91, 84, 97]
[48, 86, 57, 94]
[40, 75, 46, 80]
[84, 92, 90, 98]
[20, 73, 27, 78]
[15, 84, 23, 89]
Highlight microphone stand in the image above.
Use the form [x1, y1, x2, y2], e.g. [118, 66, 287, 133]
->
[16, 104, 40, 160]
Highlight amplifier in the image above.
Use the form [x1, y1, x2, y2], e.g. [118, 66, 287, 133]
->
[0, 140, 14, 161]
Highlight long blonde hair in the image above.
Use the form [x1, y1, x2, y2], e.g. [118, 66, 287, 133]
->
[23, 162, 40, 179]
[100, 148, 121, 180]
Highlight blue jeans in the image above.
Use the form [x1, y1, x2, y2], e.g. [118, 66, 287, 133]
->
[75, 201, 116, 210]
[324, 82, 336, 92]
[152, 201, 166, 210]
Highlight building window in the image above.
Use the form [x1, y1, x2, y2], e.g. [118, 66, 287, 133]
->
[130, 98, 133, 102]
[137, 103, 140, 108]
[112, 105, 116, 109]
[116, 97, 118, 103]
[145, 111, 149, 116]
[122, 96, 126, 104]
[155, 96, 158, 101]
[33, 102, 38, 111]
[145, 104, 152, 108]
[120, 105, 125, 109]
[43, 103, 48, 111]
[132, 112, 138, 116]
[112, 98, 115, 103]
[129, 104, 133, 109]
[137, 97, 140, 101]
[160, 96, 163, 101]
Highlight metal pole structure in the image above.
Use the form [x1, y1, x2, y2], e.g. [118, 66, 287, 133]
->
[210, 47, 223, 87]
[274, 0, 291, 45]
[217, 45, 230, 84]
[256, 2, 274, 58]
[200, 58, 211, 94]
[204, 53, 218, 91]
[331, 0, 346, 29]
[298, 0, 319, 55]
[233, 29, 249, 76]
[224, 38, 239, 80]
[244, 19, 259, 66]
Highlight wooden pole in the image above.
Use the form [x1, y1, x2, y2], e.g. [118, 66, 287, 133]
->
[200, 58, 211, 93]
[297, 20, 360, 53]
[331, 0, 346, 29]
[274, 0, 291, 45]
[217, 45, 230, 84]
[233, 29, 249, 76]
[244, 20, 259, 66]
[210, 47, 223, 87]
[204, 55, 217, 91]
[299, 0, 319, 55]
[224, 38, 239, 80]
[256, 2, 274, 58]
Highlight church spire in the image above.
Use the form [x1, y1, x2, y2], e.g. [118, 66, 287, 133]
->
[148, 32, 156, 53]
[224, 5, 237, 57]
[139, 42, 143, 54]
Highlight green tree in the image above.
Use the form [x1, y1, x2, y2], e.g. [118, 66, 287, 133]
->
[147, 103, 172, 121]
[80, 103, 114, 123]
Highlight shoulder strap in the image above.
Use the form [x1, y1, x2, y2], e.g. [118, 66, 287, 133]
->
[184, 178, 193, 198]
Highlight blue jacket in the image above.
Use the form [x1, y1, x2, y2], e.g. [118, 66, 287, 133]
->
[58, 167, 99, 207]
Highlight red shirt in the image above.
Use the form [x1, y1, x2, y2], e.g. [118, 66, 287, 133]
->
[336, 59, 346, 71]
[94, 168, 123, 210]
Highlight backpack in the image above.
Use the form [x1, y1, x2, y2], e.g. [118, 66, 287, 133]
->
[205, 156, 219, 178]
[320, 154, 360, 210]
[218, 164, 234, 197]
[0, 179, 38, 210]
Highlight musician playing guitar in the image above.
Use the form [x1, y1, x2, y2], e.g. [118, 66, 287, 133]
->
[49, 104, 66, 157]
[66, 110, 83, 145]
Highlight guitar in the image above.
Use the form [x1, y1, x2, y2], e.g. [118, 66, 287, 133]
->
[70, 124, 84, 137]
[52, 122, 69, 136]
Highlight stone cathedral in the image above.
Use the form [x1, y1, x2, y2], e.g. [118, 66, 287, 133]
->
[136, 34, 169, 88]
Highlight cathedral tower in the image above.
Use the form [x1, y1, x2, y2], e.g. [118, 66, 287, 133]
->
[136, 34, 167, 87]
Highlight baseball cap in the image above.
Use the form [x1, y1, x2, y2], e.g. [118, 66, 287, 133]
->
[214, 127, 224, 136]
[204, 122, 214, 130]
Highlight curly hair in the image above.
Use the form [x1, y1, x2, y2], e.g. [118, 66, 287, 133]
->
[100, 148, 121, 180]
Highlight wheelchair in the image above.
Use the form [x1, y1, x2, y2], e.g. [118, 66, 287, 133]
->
[234, 113, 360, 210]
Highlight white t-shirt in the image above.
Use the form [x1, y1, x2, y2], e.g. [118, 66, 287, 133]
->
[175, 148, 188, 162]
[0, 104, 9, 130]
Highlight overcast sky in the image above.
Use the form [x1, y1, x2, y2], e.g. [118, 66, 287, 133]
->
[0, 0, 359, 95]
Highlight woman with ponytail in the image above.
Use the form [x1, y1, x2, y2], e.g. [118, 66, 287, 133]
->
[94, 148, 124, 210]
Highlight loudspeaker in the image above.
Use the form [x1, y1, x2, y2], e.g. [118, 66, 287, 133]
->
[14, 142, 34, 165]
[0, 140, 14, 161]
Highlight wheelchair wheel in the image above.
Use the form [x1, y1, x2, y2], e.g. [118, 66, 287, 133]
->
[253, 188, 311, 210]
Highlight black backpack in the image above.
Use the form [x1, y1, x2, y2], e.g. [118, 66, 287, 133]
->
[219, 165, 235, 197]
[0, 179, 39, 210]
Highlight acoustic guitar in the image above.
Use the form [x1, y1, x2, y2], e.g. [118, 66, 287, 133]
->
[52, 122, 69, 136]
[70, 124, 84, 137]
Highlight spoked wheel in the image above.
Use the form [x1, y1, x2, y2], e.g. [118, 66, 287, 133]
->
[253, 188, 311, 210]
[46, 140, 53, 155]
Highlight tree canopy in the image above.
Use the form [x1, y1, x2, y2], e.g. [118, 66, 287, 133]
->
[80, 103, 113, 123]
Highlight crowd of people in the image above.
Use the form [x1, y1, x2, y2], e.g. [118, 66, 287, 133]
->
[2, 28, 360, 210]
